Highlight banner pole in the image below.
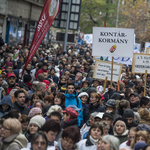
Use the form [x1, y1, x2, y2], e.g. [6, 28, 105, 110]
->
[117, 80, 120, 91]
[103, 76, 107, 93]
[110, 57, 114, 88]
[144, 70, 147, 96]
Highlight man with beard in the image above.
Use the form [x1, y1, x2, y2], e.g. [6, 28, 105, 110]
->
[35, 62, 48, 79]
[74, 72, 82, 86]
[6, 73, 16, 94]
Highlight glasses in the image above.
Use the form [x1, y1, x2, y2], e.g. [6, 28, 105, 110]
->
[1, 126, 11, 130]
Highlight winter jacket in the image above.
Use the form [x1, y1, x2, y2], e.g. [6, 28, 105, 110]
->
[80, 87, 89, 93]
[13, 101, 30, 115]
[83, 102, 105, 123]
[104, 89, 115, 104]
[77, 136, 97, 150]
[65, 91, 83, 127]
[62, 118, 79, 129]
[0, 134, 28, 150]
[116, 107, 124, 117]
[80, 121, 90, 140]
[0, 95, 12, 118]
[138, 107, 150, 126]
[119, 140, 131, 150]
[48, 140, 79, 150]
[113, 130, 129, 144]
[111, 111, 120, 121]
[130, 101, 140, 109]
[126, 119, 138, 130]
[0, 87, 6, 101]
[22, 82, 31, 91]
[48, 75, 59, 84]
[35, 69, 48, 79]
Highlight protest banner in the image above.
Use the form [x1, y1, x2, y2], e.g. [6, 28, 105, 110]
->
[132, 53, 150, 74]
[92, 27, 134, 58]
[146, 48, 150, 54]
[93, 60, 122, 82]
[22, 0, 60, 75]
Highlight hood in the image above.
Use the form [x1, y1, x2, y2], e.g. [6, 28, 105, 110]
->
[113, 129, 129, 136]
[14, 134, 28, 148]
[0, 95, 12, 107]
[65, 91, 78, 99]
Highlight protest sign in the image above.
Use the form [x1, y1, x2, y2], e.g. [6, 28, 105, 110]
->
[84, 34, 93, 44]
[146, 48, 150, 54]
[93, 60, 122, 82]
[92, 27, 134, 58]
[22, 0, 60, 75]
[145, 42, 150, 53]
[132, 53, 150, 74]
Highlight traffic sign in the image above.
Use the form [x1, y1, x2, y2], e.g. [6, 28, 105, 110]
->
[77, 39, 83, 45]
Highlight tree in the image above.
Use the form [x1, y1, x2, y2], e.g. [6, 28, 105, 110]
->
[79, 0, 118, 33]
[119, 0, 150, 43]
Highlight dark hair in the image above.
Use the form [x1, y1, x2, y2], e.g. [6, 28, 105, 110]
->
[140, 97, 150, 107]
[54, 92, 65, 106]
[41, 119, 61, 133]
[0, 118, 5, 125]
[49, 111, 62, 121]
[14, 90, 25, 98]
[23, 74, 32, 82]
[31, 131, 48, 148]
[44, 95, 54, 104]
[61, 126, 80, 144]
[125, 88, 132, 97]
[21, 114, 30, 123]
[67, 81, 75, 88]
[31, 93, 43, 105]
[138, 87, 144, 94]
[2, 109, 20, 119]
[119, 100, 130, 109]
[88, 123, 103, 137]
[37, 74, 45, 82]
[82, 80, 90, 86]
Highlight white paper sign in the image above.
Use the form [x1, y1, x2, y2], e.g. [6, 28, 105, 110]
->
[132, 54, 150, 73]
[93, 60, 122, 82]
[84, 34, 93, 44]
[145, 42, 150, 53]
[92, 27, 134, 58]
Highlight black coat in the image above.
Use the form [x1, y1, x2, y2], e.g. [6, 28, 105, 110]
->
[130, 101, 140, 109]
[83, 102, 105, 123]
[13, 101, 30, 115]
[62, 118, 79, 129]
[104, 89, 115, 104]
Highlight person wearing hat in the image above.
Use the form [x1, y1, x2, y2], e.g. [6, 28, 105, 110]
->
[48, 67, 59, 84]
[25, 115, 46, 142]
[6, 73, 16, 94]
[102, 113, 114, 135]
[94, 112, 104, 122]
[35, 62, 48, 79]
[138, 97, 150, 126]
[78, 92, 89, 110]
[92, 79, 101, 88]
[134, 142, 147, 150]
[123, 108, 138, 129]
[129, 93, 140, 109]
[105, 99, 120, 121]
[22, 74, 32, 91]
[62, 107, 79, 129]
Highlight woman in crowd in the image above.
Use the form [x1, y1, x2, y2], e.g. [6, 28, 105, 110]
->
[101, 135, 120, 150]
[28, 107, 42, 118]
[25, 115, 46, 142]
[21, 114, 30, 135]
[113, 118, 129, 144]
[78, 123, 103, 150]
[130, 130, 150, 149]
[0, 118, 28, 150]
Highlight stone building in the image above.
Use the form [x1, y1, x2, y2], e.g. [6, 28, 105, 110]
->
[0, 0, 49, 45]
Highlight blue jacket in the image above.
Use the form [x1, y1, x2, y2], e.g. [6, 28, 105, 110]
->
[65, 91, 83, 127]
[0, 95, 12, 118]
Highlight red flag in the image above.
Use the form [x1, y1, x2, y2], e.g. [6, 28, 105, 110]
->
[104, 21, 106, 27]
[22, 0, 61, 75]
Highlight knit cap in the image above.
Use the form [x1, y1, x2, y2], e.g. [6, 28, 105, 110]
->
[78, 92, 89, 98]
[28, 107, 42, 118]
[134, 142, 147, 150]
[123, 108, 134, 118]
[29, 115, 45, 128]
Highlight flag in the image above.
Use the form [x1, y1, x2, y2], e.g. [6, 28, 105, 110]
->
[13, 49, 20, 61]
[22, 0, 61, 75]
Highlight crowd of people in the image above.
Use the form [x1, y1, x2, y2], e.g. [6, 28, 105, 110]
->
[0, 42, 149, 150]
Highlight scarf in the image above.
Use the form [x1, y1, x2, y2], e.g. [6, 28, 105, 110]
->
[89, 135, 98, 145]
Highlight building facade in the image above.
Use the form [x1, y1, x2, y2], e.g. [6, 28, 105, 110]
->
[0, 0, 50, 46]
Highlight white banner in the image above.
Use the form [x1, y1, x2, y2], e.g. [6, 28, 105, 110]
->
[92, 27, 134, 58]
[132, 53, 150, 73]
[93, 60, 122, 82]
[84, 34, 93, 44]
[145, 42, 150, 53]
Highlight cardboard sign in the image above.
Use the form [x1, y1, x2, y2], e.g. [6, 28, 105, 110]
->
[93, 60, 122, 82]
[92, 27, 134, 58]
[146, 48, 150, 54]
[145, 42, 150, 53]
[132, 53, 150, 74]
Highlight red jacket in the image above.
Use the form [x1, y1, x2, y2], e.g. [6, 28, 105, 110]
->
[35, 69, 48, 79]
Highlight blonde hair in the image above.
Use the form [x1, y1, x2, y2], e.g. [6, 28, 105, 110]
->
[131, 130, 150, 148]
[4, 118, 22, 134]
